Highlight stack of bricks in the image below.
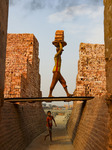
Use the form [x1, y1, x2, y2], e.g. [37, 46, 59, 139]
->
[52, 30, 67, 47]
[0, 33, 46, 150]
[74, 43, 106, 97]
[4, 34, 42, 98]
[67, 42, 109, 150]
[55, 30, 64, 41]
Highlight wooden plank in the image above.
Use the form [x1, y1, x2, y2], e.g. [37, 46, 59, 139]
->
[4, 96, 94, 103]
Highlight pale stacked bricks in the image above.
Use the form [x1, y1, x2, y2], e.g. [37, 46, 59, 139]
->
[4, 34, 42, 98]
[74, 43, 106, 97]
[55, 30, 64, 41]
[67, 42, 109, 150]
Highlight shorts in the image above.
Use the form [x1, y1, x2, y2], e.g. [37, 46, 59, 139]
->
[47, 126, 52, 131]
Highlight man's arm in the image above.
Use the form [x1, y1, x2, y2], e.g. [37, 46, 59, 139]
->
[54, 42, 63, 58]
[52, 116, 57, 127]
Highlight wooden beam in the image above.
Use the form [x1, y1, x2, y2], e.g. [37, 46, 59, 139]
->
[4, 96, 94, 103]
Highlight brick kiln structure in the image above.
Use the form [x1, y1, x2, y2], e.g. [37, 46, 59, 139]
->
[0, 33, 46, 150]
[4, 34, 42, 98]
[67, 43, 109, 150]
[74, 43, 106, 97]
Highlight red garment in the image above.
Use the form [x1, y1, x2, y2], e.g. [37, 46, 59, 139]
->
[46, 116, 53, 127]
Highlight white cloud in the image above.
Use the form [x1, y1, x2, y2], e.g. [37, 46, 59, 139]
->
[61, 22, 104, 44]
[48, 4, 104, 44]
[48, 5, 104, 23]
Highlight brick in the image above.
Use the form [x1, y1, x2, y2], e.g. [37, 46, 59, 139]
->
[67, 42, 109, 150]
[4, 34, 42, 98]
[74, 43, 106, 97]
[0, 34, 46, 150]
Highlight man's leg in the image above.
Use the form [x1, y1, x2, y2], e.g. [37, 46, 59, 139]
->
[44, 129, 52, 141]
[48, 72, 59, 97]
[59, 73, 73, 97]
[49, 130, 52, 141]
[44, 127, 50, 141]
[44, 133, 49, 141]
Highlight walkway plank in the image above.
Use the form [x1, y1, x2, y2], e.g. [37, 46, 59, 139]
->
[4, 96, 94, 103]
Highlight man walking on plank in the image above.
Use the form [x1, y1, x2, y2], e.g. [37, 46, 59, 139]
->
[48, 30, 73, 97]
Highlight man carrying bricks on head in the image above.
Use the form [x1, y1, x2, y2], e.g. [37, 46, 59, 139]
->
[48, 30, 73, 97]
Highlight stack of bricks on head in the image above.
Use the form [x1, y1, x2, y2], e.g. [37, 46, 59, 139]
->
[52, 30, 66, 47]
[55, 30, 64, 42]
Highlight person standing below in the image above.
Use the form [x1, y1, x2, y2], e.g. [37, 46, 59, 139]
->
[44, 111, 57, 142]
[48, 42, 73, 97]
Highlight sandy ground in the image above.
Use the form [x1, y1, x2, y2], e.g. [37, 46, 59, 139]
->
[25, 115, 74, 150]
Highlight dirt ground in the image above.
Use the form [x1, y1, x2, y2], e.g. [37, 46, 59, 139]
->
[26, 115, 74, 150]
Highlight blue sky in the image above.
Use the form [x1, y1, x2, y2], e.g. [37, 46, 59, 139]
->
[8, 0, 104, 105]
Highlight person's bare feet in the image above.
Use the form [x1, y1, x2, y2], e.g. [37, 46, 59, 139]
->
[67, 94, 73, 97]
[48, 95, 54, 97]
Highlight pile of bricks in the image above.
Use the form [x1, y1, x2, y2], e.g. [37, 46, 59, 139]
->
[55, 30, 64, 41]
[74, 43, 106, 97]
[52, 30, 67, 47]
[67, 43, 109, 150]
[4, 34, 42, 98]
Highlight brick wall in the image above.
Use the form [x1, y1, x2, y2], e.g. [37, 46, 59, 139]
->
[67, 96, 109, 150]
[67, 42, 109, 150]
[104, 1, 112, 150]
[0, 34, 46, 150]
[0, 0, 9, 107]
[4, 34, 42, 98]
[74, 43, 106, 97]
[0, 102, 46, 150]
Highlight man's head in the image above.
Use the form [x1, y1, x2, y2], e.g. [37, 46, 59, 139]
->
[47, 111, 51, 116]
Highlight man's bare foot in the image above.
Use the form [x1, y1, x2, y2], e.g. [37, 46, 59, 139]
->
[67, 94, 73, 97]
[48, 95, 54, 97]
